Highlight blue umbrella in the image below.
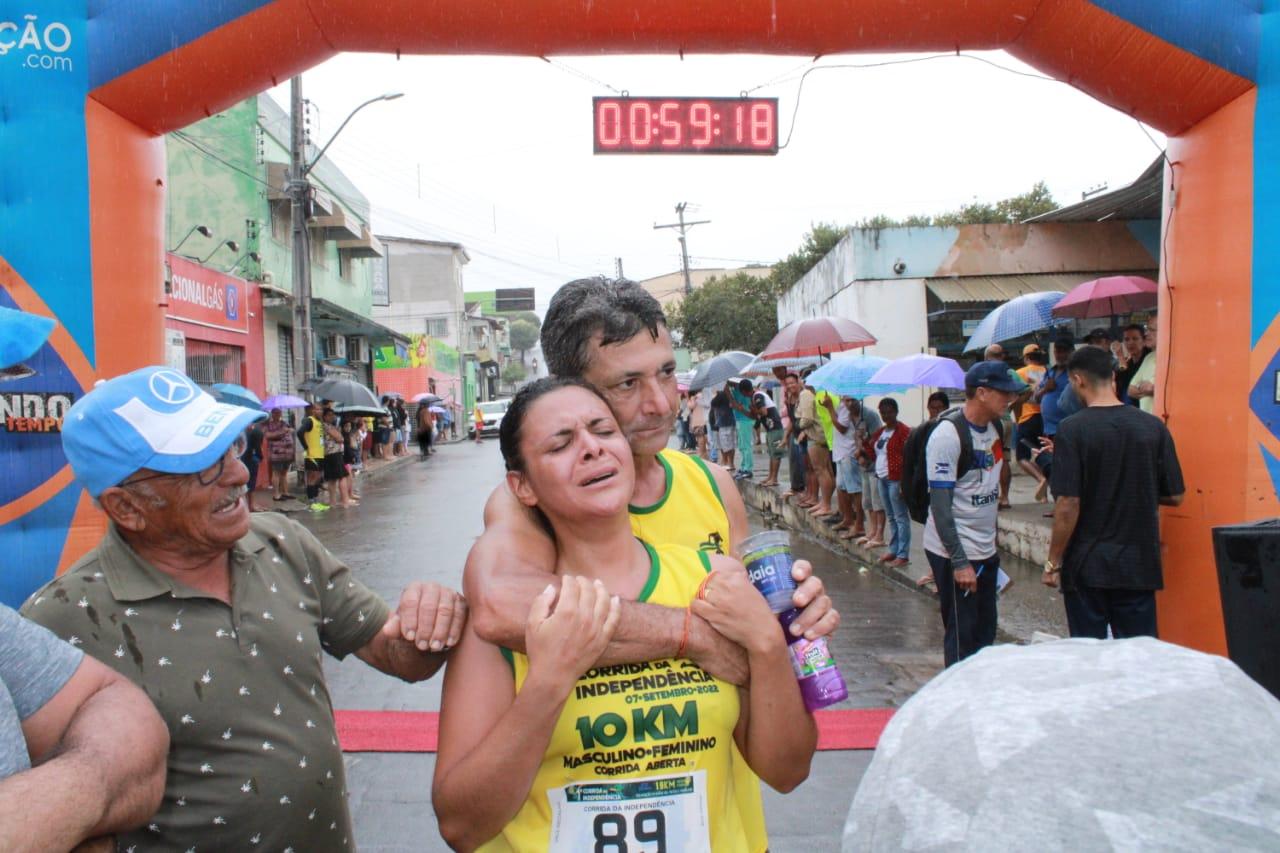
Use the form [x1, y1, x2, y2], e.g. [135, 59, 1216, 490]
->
[869, 354, 967, 389]
[805, 355, 908, 398]
[963, 291, 1067, 352]
[211, 382, 261, 410]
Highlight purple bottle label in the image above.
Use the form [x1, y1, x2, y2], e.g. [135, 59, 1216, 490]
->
[787, 636, 836, 679]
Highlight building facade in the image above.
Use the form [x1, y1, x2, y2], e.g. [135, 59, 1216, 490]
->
[777, 222, 1158, 424]
[165, 94, 405, 399]
[371, 236, 469, 407]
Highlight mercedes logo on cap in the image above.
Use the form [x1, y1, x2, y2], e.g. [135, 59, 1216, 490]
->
[149, 370, 197, 405]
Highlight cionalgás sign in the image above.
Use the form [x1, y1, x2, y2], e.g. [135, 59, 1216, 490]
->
[166, 253, 249, 334]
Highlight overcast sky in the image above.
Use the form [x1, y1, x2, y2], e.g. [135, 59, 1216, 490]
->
[268, 50, 1165, 314]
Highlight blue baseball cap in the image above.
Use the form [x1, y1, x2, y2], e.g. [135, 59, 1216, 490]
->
[965, 361, 1028, 393]
[63, 366, 267, 497]
[0, 305, 56, 369]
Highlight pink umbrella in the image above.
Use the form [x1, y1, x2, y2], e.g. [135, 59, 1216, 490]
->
[1051, 275, 1158, 319]
[759, 316, 877, 360]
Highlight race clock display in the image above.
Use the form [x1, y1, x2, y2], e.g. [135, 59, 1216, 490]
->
[593, 96, 779, 155]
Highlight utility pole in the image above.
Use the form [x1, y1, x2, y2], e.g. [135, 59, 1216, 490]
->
[615, 257, 625, 279]
[653, 202, 709, 295]
[287, 81, 403, 395]
[289, 75, 315, 394]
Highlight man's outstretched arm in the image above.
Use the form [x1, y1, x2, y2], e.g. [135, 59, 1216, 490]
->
[465, 484, 749, 684]
[0, 654, 168, 852]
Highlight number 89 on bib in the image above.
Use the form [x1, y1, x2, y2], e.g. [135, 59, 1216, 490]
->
[548, 770, 711, 852]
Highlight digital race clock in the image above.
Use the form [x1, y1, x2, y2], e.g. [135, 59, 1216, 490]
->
[593, 96, 779, 155]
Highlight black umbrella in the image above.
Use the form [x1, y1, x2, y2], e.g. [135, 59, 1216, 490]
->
[333, 403, 389, 417]
[687, 351, 756, 392]
[311, 377, 381, 409]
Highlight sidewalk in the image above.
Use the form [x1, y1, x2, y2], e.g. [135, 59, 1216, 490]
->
[248, 443, 443, 513]
[713, 441, 1068, 642]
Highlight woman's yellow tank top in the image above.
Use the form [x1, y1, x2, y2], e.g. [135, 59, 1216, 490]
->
[479, 543, 762, 852]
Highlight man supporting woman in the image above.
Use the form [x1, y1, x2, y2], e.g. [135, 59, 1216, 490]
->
[434, 379, 816, 851]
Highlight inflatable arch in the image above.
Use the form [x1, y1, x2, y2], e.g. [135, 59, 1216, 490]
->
[0, 1, 1274, 654]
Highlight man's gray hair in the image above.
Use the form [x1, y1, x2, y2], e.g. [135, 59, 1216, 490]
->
[541, 277, 667, 379]
[115, 479, 169, 509]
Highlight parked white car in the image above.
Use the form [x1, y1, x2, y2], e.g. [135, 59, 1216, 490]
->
[470, 399, 511, 438]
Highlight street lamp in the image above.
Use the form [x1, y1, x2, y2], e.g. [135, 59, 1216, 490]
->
[302, 92, 404, 177]
[169, 224, 212, 254]
[199, 240, 239, 264]
[289, 80, 403, 394]
[225, 251, 262, 273]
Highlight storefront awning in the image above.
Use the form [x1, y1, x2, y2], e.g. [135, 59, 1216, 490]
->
[926, 271, 1158, 305]
[308, 205, 362, 241]
[311, 298, 409, 345]
[336, 225, 384, 259]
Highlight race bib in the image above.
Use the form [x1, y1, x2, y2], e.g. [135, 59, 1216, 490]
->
[547, 770, 711, 852]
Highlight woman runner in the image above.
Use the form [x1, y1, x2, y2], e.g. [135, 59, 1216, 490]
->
[434, 377, 816, 852]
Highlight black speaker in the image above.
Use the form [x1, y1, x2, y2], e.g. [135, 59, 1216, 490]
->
[1213, 519, 1280, 699]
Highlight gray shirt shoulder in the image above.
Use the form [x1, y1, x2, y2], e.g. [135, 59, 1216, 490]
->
[0, 602, 83, 778]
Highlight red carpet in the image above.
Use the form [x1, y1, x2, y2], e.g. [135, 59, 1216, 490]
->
[335, 708, 893, 753]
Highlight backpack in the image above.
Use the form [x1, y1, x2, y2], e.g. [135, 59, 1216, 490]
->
[900, 408, 1004, 524]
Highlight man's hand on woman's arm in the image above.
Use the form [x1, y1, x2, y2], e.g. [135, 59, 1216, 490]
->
[466, 485, 750, 684]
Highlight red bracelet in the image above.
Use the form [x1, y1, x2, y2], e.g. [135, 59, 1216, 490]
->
[675, 606, 693, 659]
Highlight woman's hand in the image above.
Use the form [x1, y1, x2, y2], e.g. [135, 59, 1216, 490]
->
[524, 576, 620, 694]
[691, 560, 781, 656]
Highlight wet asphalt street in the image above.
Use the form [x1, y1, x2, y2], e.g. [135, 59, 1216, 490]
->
[298, 440, 947, 851]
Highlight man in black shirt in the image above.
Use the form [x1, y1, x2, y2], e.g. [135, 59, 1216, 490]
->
[1042, 346, 1185, 639]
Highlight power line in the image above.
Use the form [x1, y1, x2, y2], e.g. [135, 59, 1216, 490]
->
[753, 52, 1061, 150]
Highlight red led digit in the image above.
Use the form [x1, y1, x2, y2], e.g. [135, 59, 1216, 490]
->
[734, 105, 745, 143]
[750, 102, 774, 147]
[658, 102, 682, 146]
[690, 102, 712, 146]
[629, 101, 653, 145]
[597, 101, 622, 147]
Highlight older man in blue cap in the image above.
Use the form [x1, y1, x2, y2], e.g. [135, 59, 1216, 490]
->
[0, 313, 169, 851]
[22, 366, 466, 851]
[923, 361, 1027, 666]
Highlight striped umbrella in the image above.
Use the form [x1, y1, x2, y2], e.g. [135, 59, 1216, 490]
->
[687, 351, 756, 392]
[805, 355, 908, 398]
[741, 354, 823, 376]
[963, 291, 1068, 352]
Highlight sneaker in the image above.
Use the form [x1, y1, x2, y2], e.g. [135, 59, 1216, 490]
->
[309, 502, 330, 512]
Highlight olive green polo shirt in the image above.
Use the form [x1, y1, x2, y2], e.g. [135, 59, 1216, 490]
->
[21, 513, 389, 852]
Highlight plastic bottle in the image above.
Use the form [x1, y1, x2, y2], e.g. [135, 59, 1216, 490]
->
[738, 530, 848, 711]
